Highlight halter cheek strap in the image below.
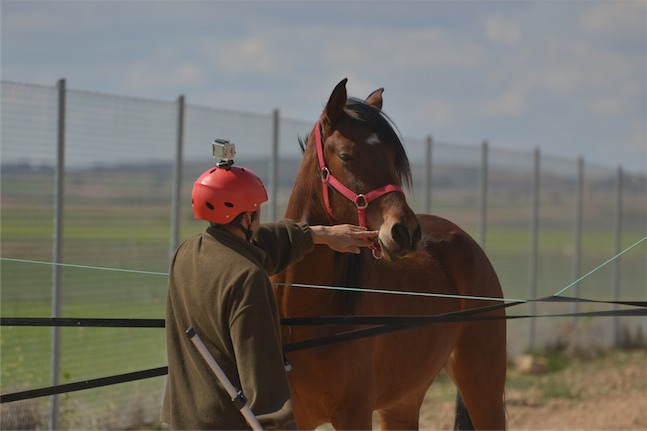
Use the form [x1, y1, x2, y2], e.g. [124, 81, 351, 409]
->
[314, 121, 404, 258]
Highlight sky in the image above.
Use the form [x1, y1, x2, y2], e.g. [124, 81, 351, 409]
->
[2, 0, 646, 174]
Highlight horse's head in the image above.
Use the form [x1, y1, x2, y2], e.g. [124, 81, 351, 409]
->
[310, 78, 421, 260]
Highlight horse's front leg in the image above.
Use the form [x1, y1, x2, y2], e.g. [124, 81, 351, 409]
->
[330, 402, 374, 431]
[377, 391, 427, 430]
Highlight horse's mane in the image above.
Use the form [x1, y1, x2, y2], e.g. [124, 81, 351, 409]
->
[298, 98, 412, 189]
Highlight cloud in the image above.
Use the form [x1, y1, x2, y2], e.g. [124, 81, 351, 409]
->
[481, 88, 526, 117]
[321, 26, 486, 71]
[579, 1, 646, 37]
[204, 22, 486, 78]
[483, 15, 522, 46]
[126, 62, 205, 90]
[588, 97, 622, 116]
[217, 36, 295, 74]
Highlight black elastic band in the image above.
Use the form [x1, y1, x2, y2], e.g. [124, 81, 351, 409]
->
[0, 317, 164, 328]
[281, 296, 647, 327]
[281, 296, 647, 352]
[2, 295, 645, 403]
[0, 367, 168, 403]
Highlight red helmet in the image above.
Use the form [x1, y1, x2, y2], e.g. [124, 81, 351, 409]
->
[192, 165, 268, 224]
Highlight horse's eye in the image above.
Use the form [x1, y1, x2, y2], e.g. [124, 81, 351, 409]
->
[339, 154, 353, 162]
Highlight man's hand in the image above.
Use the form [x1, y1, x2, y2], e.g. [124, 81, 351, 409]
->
[310, 224, 379, 254]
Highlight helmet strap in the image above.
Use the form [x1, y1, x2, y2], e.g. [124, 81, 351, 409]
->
[233, 211, 257, 242]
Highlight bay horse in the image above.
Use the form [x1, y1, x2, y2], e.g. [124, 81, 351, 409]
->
[272, 79, 506, 430]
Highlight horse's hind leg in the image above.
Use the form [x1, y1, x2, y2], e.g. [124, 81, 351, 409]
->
[377, 392, 426, 430]
[453, 391, 474, 430]
[447, 319, 507, 430]
[439, 230, 507, 429]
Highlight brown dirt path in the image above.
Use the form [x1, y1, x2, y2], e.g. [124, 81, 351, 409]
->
[418, 349, 647, 430]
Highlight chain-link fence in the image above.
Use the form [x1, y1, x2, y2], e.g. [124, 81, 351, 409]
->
[1, 80, 646, 429]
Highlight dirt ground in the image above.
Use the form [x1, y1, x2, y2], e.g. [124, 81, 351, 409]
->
[3, 351, 645, 431]
[417, 349, 647, 430]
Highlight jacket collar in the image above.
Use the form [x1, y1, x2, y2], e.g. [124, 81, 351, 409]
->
[205, 225, 267, 266]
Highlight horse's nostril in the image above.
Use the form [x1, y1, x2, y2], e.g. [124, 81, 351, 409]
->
[391, 223, 421, 251]
[411, 224, 422, 248]
[391, 223, 410, 248]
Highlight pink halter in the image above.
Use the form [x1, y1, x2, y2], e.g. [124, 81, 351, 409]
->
[314, 120, 404, 258]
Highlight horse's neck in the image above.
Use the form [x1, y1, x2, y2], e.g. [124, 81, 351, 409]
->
[276, 248, 361, 318]
[275, 151, 364, 316]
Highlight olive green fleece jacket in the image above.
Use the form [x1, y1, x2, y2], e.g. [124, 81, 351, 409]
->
[161, 220, 314, 430]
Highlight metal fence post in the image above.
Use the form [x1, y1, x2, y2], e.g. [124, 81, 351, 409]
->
[479, 140, 489, 250]
[572, 157, 584, 325]
[423, 135, 433, 214]
[170, 95, 185, 258]
[612, 165, 623, 346]
[269, 109, 279, 222]
[528, 148, 540, 350]
[50, 78, 66, 430]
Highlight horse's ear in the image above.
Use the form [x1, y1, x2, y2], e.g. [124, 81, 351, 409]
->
[365, 88, 384, 110]
[322, 78, 348, 128]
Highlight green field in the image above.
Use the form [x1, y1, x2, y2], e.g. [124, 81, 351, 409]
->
[3, 220, 643, 387]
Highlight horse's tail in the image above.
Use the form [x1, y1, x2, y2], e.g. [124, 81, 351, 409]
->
[453, 391, 474, 430]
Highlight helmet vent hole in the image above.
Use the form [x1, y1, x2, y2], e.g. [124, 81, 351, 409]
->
[205, 202, 214, 210]
[224, 202, 234, 208]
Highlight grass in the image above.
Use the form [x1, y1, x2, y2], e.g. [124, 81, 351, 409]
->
[505, 369, 579, 402]
[1, 301, 166, 390]
[2, 215, 644, 360]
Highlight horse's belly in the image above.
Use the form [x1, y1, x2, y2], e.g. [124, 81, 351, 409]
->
[371, 323, 457, 405]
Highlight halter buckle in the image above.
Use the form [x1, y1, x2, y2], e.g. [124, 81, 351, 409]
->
[320, 167, 331, 182]
[355, 194, 368, 208]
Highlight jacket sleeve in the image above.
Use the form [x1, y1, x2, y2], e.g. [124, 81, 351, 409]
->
[252, 219, 314, 275]
[228, 272, 296, 430]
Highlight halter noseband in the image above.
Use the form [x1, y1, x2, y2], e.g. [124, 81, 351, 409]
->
[314, 120, 404, 259]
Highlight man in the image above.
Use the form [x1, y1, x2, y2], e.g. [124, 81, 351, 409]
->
[161, 160, 377, 430]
